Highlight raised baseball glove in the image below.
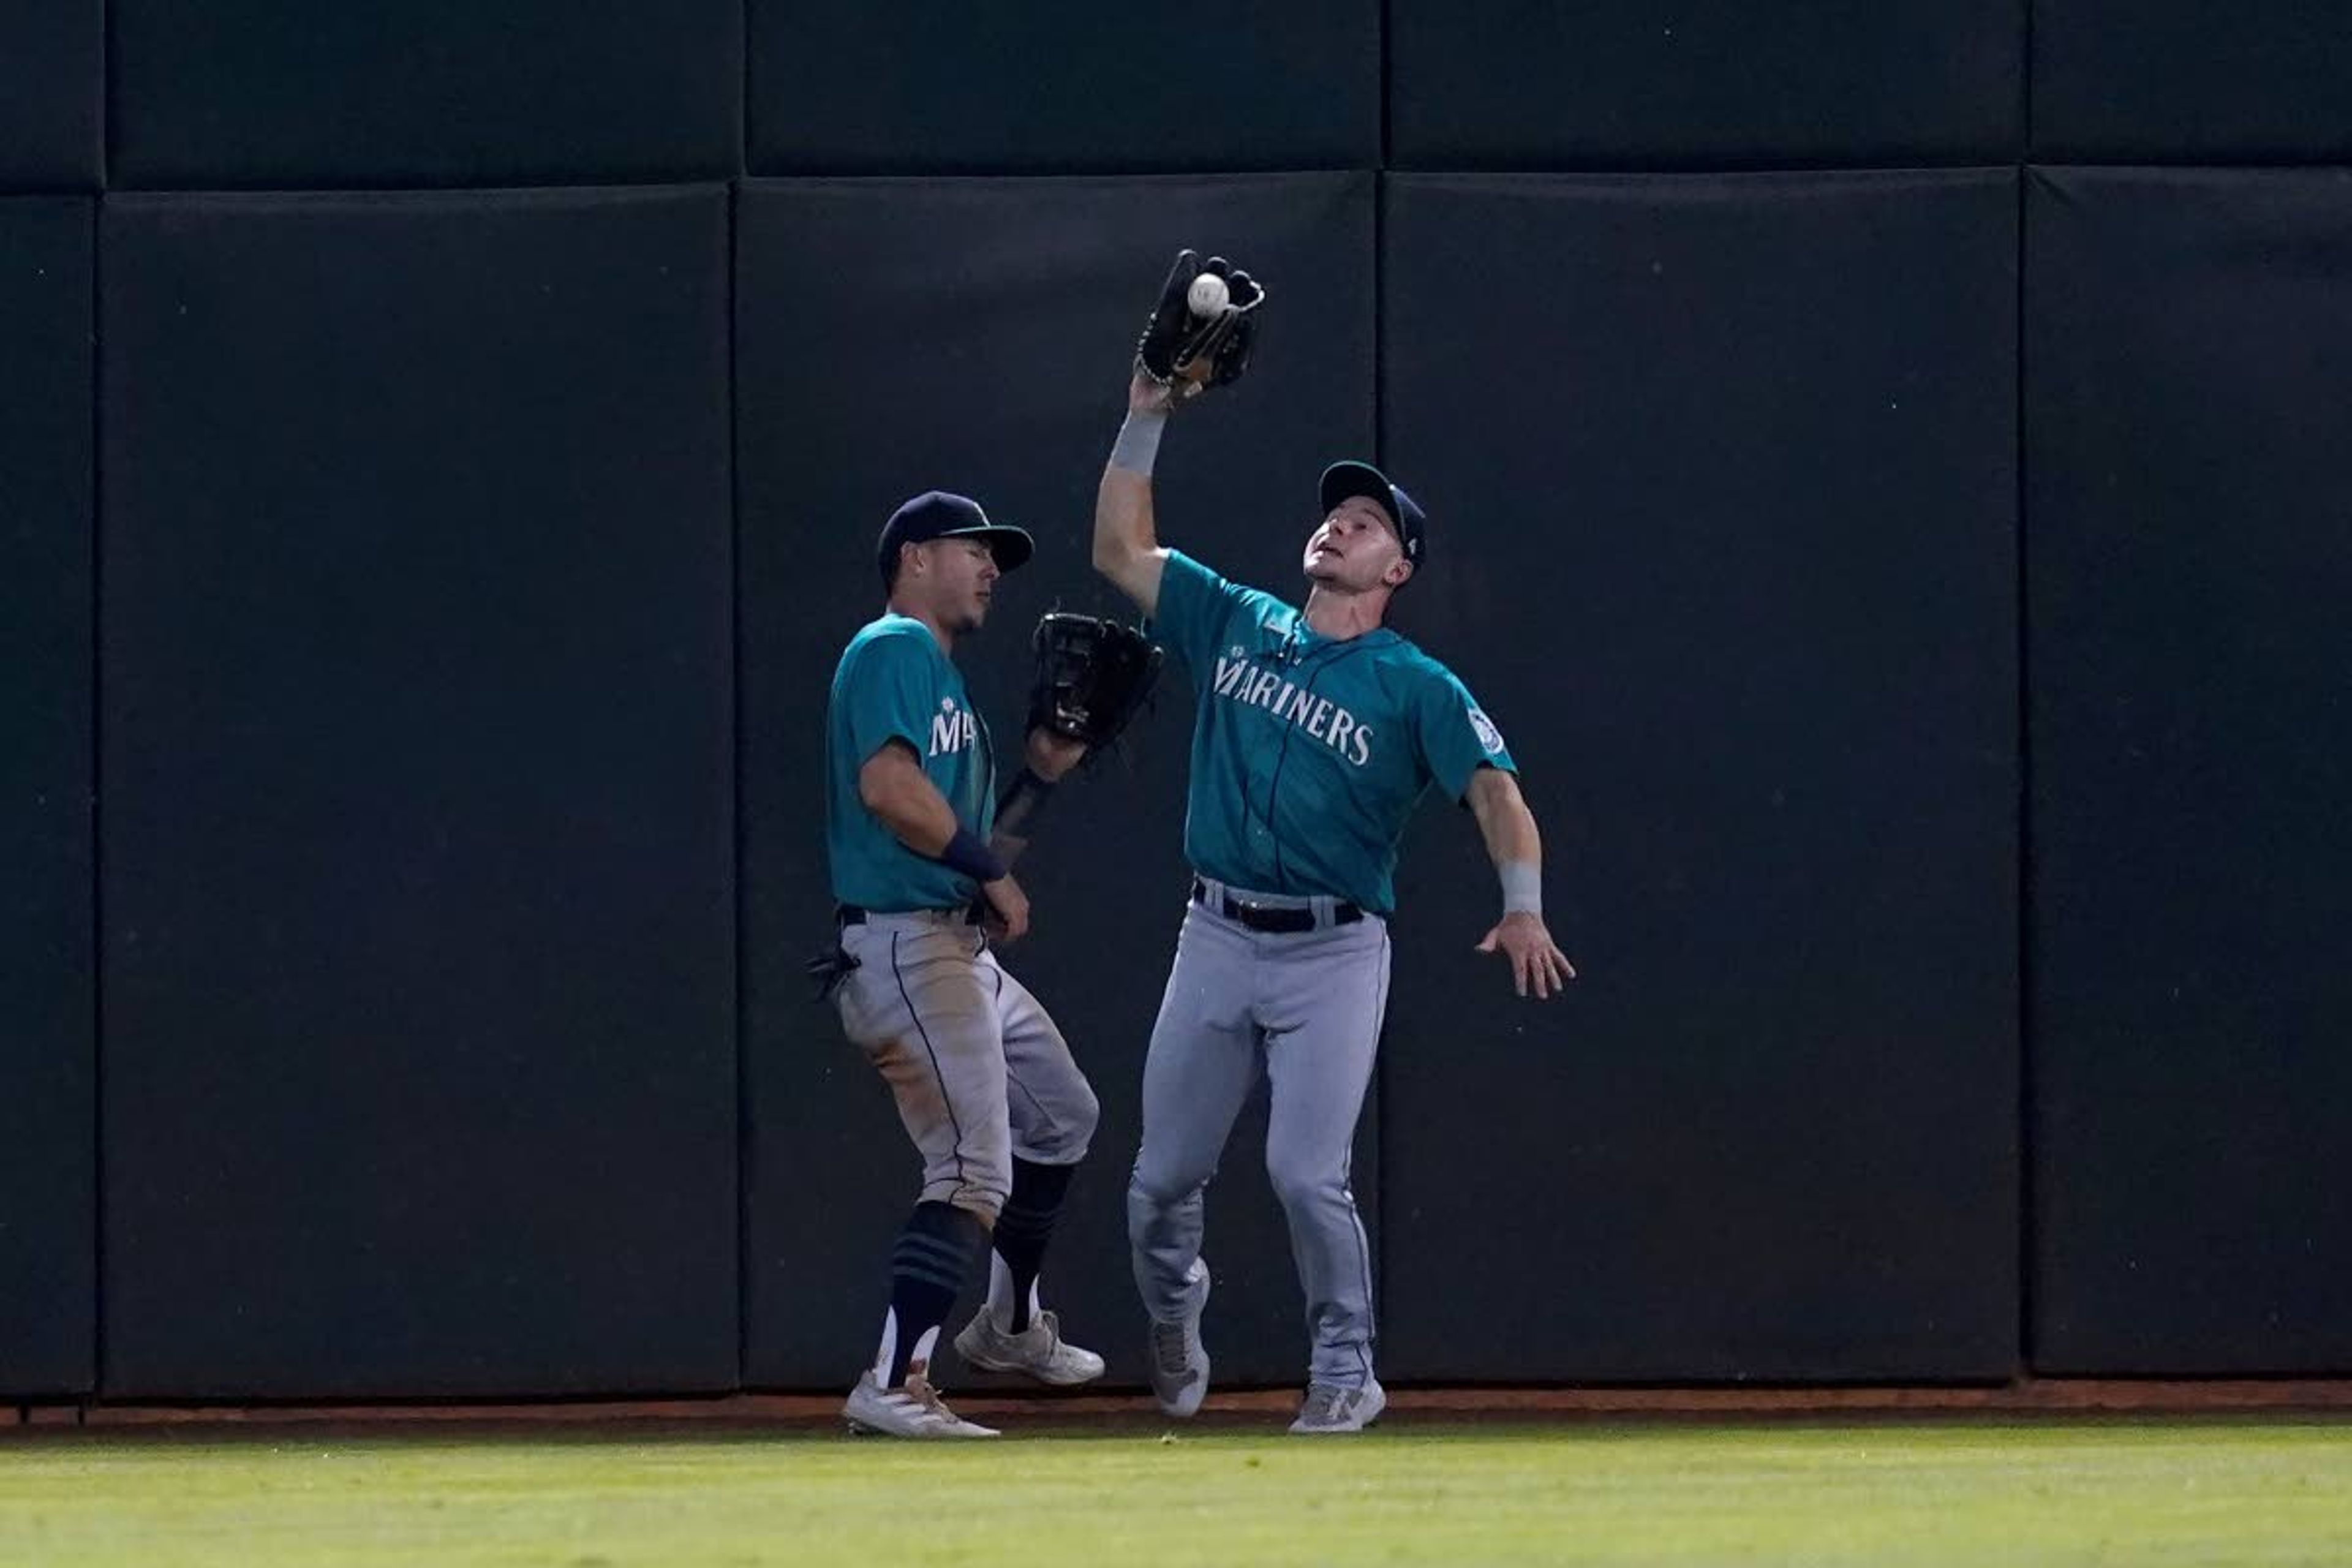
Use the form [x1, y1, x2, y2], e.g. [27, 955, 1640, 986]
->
[1030, 612, 1163, 752]
[1134, 248, 1265, 397]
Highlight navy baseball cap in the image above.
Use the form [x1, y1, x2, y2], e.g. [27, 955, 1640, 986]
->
[877, 491, 1035, 587]
[1319, 461, 1427, 567]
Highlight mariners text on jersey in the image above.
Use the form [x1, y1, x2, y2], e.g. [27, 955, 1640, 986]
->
[929, 699, 980, 758]
[1153, 549, 1516, 914]
[1210, 651, 1375, 766]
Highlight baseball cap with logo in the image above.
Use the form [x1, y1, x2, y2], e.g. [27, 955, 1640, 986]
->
[877, 491, 1036, 589]
[1319, 461, 1427, 568]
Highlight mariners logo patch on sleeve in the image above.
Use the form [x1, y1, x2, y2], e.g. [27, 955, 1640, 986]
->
[1469, 707, 1506, 755]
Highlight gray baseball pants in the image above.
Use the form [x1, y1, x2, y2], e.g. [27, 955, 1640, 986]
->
[1127, 882, 1392, 1390]
[832, 910, 1098, 1221]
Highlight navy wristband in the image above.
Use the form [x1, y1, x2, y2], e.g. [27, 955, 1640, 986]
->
[939, 825, 1008, 884]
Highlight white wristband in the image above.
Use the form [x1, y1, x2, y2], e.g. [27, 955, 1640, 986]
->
[1109, 410, 1166, 475]
[1499, 860, 1541, 916]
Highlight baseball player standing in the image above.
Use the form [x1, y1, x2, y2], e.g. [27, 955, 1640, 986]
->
[1093, 361, 1576, 1434]
[822, 491, 1106, 1439]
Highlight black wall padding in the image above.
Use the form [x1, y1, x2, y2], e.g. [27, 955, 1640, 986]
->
[1378, 172, 2020, 1381]
[100, 187, 737, 1398]
[0, 200, 96, 1395]
[2027, 167, 2352, 1375]
[2034, 1, 2352, 161]
[737, 173, 1375, 1389]
[110, 1, 742, 187]
[1389, 1, 2023, 170]
[0, 1, 102, 189]
[748, 1, 1378, 173]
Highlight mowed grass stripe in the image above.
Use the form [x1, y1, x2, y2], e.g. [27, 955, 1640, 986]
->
[0, 1419, 2347, 1566]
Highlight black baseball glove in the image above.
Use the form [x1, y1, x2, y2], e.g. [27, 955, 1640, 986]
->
[1134, 249, 1265, 398]
[1029, 612, 1164, 752]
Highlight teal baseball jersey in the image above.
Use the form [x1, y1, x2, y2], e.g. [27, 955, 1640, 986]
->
[1153, 549, 1515, 914]
[826, 614, 997, 911]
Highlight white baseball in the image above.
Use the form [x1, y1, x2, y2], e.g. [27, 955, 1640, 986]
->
[1186, 272, 1231, 317]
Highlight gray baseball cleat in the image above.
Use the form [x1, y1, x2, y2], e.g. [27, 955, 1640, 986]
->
[1289, 1378, 1385, 1435]
[1147, 1257, 1212, 1419]
[954, 1308, 1106, 1386]
[842, 1370, 999, 1439]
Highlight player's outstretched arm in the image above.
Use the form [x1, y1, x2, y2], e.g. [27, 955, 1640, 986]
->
[858, 741, 1029, 940]
[987, 728, 1088, 872]
[1465, 766, 1577, 999]
[1093, 372, 1175, 615]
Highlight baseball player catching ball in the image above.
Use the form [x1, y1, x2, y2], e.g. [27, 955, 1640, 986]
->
[1095, 252, 1577, 1434]
[818, 491, 1112, 1439]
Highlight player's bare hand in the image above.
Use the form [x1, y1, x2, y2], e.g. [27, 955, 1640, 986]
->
[1475, 911, 1577, 999]
[981, 873, 1030, 944]
[1025, 726, 1088, 782]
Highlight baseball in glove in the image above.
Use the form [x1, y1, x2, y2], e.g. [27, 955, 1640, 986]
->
[1030, 612, 1164, 753]
[1134, 249, 1265, 398]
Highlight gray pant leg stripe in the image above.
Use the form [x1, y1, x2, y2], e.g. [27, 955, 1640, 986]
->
[897, 1246, 969, 1283]
[1349, 929, 1392, 1383]
[899, 1265, 966, 1294]
[1344, 1130, 1374, 1384]
[1005, 1067, 1059, 1140]
[898, 1241, 973, 1278]
[991, 959, 1065, 1144]
[891, 930, 970, 1200]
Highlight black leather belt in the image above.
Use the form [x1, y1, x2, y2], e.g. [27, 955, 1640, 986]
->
[837, 904, 979, 927]
[1191, 879, 1362, 934]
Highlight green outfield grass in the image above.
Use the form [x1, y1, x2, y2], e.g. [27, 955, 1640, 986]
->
[2, 1416, 2348, 1567]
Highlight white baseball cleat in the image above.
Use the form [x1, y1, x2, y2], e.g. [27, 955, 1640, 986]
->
[954, 1308, 1106, 1386]
[842, 1370, 999, 1439]
[1147, 1257, 1212, 1419]
[1289, 1377, 1385, 1435]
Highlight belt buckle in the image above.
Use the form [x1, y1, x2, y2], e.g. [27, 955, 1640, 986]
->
[1194, 880, 1324, 933]
[1240, 895, 1309, 933]
[1227, 891, 1275, 926]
